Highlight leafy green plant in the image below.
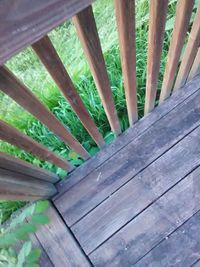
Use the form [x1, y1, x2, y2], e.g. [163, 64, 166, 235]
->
[0, 201, 49, 267]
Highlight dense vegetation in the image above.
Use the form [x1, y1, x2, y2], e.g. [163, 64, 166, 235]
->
[0, 0, 197, 224]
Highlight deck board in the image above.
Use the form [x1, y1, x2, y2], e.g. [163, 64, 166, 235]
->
[29, 76, 200, 266]
[89, 165, 200, 265]
[73, 127, 200, 255]
[54, 80, 200, 227]
[55, 74, 200, 196]
[34, 204, 91, 267]
[134, 210, 200, 267]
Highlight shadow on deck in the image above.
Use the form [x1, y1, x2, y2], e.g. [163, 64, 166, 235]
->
[30, 74, 200, 266]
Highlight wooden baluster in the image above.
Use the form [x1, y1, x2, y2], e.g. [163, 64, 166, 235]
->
[144, 0, 168, 114]
[174, 2, 200, 90]
[0, 168, 57, 201]
[32, 36, 105, 148]
[0, 120, 74, 171]
[72, 6, 121, 135]
[159, 0, 194, 102]
[0, 152, 59, 183]
[187, 48, 200, 81]
[0, 66, 89, 160]
[115, 0, 137, 125]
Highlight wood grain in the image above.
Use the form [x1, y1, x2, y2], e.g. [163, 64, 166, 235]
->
[0, 152, 59, 183]
[35, 203, 91, 267]
[54, 85, 200, 226]
[135, 210, 200, 267]
[75, 126, 200, 254]
[0, 168, 57, 201]
[73, 6, 121, 135]
[0, 66, 89, 160]
[0, 120, 73, 170]
[54, 74, 200, 198]
[174, 1, 200, 90]
[32, 35, 105, 148]
[90, 165, 200, 265]
[115, 0, 137, 125]
[144, 0, 168, 114]
[0, 0, 94, 64]
[159, 0, 194, 102]
[187, 48, 200, 82]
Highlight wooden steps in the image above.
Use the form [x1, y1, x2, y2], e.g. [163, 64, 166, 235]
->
[32, 75, 200, 266]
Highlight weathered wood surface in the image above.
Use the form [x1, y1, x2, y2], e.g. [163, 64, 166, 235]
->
[144, 0, 168, 113]
[0, 168, 57, 201]
[35, 204, 91, 267]
[73, 127, 200, 255]
[159, 0, 194, 102]
[188, 48, 200, 81]
[73, 6, 121, 135]
[32, 36, 105, 148]
[54, 82, 200, 226]
[0, 120, 73, 170]
[55, 74, 200, 197]
[193, 260, 200, 267]
[90, 165, 200, 265]
[135, 210, 200, 267]
[4, 209, 54, 267]
[0, 66, 89, 160]
[0, 152, 59, 183]
[174, 1, 200, 90]
[115, 0, 138, 124]
[0, 0, 94, 65]
[29, 233, 54, 267]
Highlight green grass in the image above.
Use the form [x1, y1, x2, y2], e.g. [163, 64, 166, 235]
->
[0, 0, 197, 223]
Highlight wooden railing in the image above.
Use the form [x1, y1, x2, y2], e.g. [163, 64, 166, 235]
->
[0, 0, 199, 201]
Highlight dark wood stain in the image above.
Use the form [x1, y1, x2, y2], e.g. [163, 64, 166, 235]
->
[54, 83, 200, 226]
[73, 6, 121, 135]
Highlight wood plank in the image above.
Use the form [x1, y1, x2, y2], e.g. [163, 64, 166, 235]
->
[55, 74, 200, 196]
[187, 48, 200, 82]
[6, 209, 54, 267]
[54, 84, 200, 226]
[15, 234, 54, 267]
[173, 1, 200, 90]
[72, 126, 200, 254]
[0, 120, 73, 170]
[0, 168, 57, 201]
[0, 0, 94, 65]
[90, 166, 200, 266]
[144, 0, 168, 114]
[72, 6, 121, 135]
[35, 204, 91, 267]
[32, 36, 105, 148]
[29, 234, 54, 267]
[115, 0, 138, 125]
[193, 259, 200, 267]
[0, 152, 59, 183]
[0, 66, 89, 160]
[159, 0, 194, 102]
[134, 210, 200, 267]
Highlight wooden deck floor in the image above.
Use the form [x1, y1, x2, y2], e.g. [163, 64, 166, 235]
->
[33, 74, 200, 266]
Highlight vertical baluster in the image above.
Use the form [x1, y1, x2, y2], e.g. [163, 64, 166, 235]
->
[174, 2, 200, 90]
[0, 120, 74, 171]
[73, 6, 121, 135]
[32, 36, 105, 148]
[0, 66, 89, 160]
[115, 0, 137, 125]
[187, 48, 200, 81]
[159, 0, 194, 102]
[144, 0, 168, 114]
